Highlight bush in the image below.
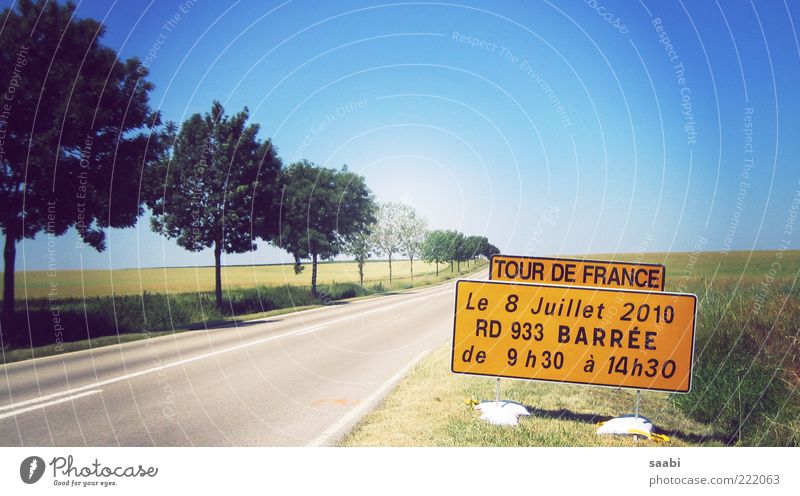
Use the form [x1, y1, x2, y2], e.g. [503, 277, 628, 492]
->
[1, 283, 374, 349]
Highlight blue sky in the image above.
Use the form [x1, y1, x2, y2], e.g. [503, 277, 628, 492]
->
[7, 0, 800, 270]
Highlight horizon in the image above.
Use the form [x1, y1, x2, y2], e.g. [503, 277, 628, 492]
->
[4, 248, 795, 274]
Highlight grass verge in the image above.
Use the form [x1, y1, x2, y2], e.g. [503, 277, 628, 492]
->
[341, 344, 720, 447]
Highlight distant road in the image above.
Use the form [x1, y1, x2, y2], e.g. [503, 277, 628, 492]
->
[0, 269, 487, 446]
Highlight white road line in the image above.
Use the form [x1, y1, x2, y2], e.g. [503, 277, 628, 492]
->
[0, 390, 102, 421]
[307, 349, 430, 447]
[0, 291, 444, 416]
[296, 324, 328, 336]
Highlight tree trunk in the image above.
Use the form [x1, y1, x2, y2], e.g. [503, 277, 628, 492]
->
[2, 230, 16, 331]
[358, 259, 364, 286]
[388, 254, 392, 286]
[214, 241, 223, 308]
[457, 260, 461, 271]
[410, 256, 414, 281]
[311, 252, 318, 297]
[450, 260, 453, 273]
[435, 262, 439, 277]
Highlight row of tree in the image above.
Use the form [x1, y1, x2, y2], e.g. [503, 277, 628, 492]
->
[346, 203, 500, 287]
[422, 231, 499, 275]
[0, 1, 500, 330]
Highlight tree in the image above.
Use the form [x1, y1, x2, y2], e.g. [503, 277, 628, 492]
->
[344, 227, 373, 286]
[0, 0, 168, 328]
[371, 202, 404, 286]
[275, 161, 374, 297]
[397, 205, 427, 281]
[452, 231, 468, 271]
[436, 230, 462, 273]
[421, 230, 451, 276]
[463, 235, 488, 265]
[147, 101, 282, 308]
[483, 242, 500, 258]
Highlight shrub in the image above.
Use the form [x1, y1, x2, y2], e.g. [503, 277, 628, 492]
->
[2, 283, 370, 348]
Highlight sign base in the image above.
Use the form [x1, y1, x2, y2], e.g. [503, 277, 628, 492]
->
[474, 400, 530, 426]
[595, 414, 670, 442]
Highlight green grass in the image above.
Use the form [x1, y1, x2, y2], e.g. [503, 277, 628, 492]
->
[343, 250, 800, 447]
[3, 259, 447, 299]
[0, 260, 488, 364]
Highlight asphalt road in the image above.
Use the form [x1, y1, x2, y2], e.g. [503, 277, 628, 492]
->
[0, 269, 487, 446]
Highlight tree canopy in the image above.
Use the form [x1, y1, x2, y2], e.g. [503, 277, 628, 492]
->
[0, 0, 168, 324]
[147, 101, 282, 307]
[397, 204, 427, 280]
[276, 161, 374, 296]
[421, 229, 451, 276]
[371, 202, 406, 286]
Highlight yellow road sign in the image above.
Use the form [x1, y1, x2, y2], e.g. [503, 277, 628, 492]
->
[451, 279, 696, 393]
[490, 254, 666, 291]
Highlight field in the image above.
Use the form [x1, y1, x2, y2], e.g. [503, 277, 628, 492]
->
[3, 259, 446, 300]
[0, 259, 486, 361]
[343, 250, 800, 447]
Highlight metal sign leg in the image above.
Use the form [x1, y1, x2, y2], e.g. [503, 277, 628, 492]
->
[634, 390, 641, 445]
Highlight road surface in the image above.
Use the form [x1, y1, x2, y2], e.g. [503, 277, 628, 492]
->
[0, 269, 487, 446]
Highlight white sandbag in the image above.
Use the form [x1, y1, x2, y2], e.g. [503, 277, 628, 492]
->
[596, 415, 670, 442]
[475, 401, 530, 426]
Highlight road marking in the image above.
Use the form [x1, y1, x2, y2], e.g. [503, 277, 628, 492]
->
[0, 291, 446, 417]
[311, 399, 360, 408]
[0, 390, 102, 420]
[296, 324, 328, 336]
[307, 349, 430, 447]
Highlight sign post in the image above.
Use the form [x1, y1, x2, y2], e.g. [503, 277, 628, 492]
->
[487, 254, 669, 422]
[452, 279, 696, 391]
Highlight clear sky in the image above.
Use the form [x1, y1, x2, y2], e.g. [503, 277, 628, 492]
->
[7, 0, 800, 270]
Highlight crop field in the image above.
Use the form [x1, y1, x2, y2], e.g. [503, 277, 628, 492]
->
[3, 259, 448, 300]
[0, 259, 487, 360]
